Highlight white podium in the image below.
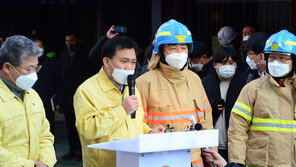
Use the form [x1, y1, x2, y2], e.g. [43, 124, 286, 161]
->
[88, 130, 218, 167]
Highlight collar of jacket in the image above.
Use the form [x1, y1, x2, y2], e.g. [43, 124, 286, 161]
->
[97, 67, 120, 93]
[266, 73, 295, 88]
[148, 53, 160, 69]
[0, 79, 30, 102]
[158, 61, 188, 84]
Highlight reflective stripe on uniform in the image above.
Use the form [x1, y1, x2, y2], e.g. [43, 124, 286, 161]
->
[250, 118, 296, 132]
[147, 112, 204, 121]
[143, 107, 148, 121]
[203, 98, 211, 112]
[232, 101, 252, 121]
[143, 108, 204, 125]
[192, 158, 204, 167]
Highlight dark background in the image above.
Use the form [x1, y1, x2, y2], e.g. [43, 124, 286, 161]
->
[0, 0, 293, 54]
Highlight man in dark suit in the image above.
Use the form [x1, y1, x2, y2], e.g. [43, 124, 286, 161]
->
[58, 31, 89, 161]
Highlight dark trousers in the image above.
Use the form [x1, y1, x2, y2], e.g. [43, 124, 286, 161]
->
[64, 104, 81, 152]
[218, 148, 229, 162]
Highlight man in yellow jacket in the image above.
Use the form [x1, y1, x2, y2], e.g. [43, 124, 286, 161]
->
[136, 19, 216, 167]
[0, 36, 56, 167]
[74, 36, 165, 167]
[228, 30, 296, 167]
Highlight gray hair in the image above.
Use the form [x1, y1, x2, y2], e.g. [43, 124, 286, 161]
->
[0, 35, 43, 69]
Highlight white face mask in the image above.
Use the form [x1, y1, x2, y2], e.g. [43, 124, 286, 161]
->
[9, 66, 38, 91]
[108, 61, 134, 85]
[243, 35, 250, 41]
[217, 65, 236, 79]
[191, 62, 203, 71]
[268, 60, 291, 77]
[165, 52, 188, 69]
[246, 55, 259, 70]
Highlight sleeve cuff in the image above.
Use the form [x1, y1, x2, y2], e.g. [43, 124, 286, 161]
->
[23, 159, 35, 167]
[143, 123, 152, 134]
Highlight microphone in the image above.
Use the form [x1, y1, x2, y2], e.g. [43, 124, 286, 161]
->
[189, 115, 202, 130]
[128, 75, 136, 119]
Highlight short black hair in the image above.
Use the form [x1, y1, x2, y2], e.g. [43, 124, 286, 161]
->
[245, 32, 269, 54]
[101, 36, 137, 59]
[65, 30, 80, 39]
[243, 23, 260, 32]
[30, 36, 42, 43]
[213, 47, 239, 63]
[189, 42, 212, 59]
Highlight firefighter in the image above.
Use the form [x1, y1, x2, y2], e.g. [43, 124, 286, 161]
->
[228, 29, 296, 167]
[136, 19, 216, 167]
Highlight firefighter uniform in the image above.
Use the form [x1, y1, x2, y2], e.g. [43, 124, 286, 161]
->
[228, 30, 296, 167]
[136, 19, 215, 167]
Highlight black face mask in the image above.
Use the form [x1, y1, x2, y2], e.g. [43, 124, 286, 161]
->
[67, 43, 79, 52]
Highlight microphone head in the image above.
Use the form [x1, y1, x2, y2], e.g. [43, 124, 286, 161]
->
[195, 123, 203, 131]
[127, 75, 135, 85]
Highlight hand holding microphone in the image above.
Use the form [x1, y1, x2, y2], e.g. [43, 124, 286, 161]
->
[122, 95, 138, 115]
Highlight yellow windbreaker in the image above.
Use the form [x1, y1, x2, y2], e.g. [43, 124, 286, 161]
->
[228, 74, 296, 167]
[74, 68, 152, 167]
[0, 80, 56, 167]
[136, 62, 215, 167]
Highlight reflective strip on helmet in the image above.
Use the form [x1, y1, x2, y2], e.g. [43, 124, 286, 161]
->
[232, 101, 252, 121]
[187, 31, 191, 35]
[192, 158, 204, 167]
[285, 41, 296, 46]
[158, 31, 171, 37]
[250, 118, 296, 132]
[266, 40, 270, 44]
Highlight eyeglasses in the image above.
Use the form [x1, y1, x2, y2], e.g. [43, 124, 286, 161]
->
[18, 65, 42, 73]
[268, 56, 292, 63]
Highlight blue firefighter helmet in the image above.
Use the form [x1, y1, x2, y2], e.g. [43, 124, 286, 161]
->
[264, 30, 296, 55]
[153, 19, 193, 54]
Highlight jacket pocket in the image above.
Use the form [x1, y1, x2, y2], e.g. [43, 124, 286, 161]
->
[2, 113, 27, 147]
[246, 137, 269, 167]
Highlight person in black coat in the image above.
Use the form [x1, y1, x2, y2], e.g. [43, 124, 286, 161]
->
[189, 42, 214, 79]
[58, 31, 89, 161]
[32, 37, 61, 135]
[202, 47, 247, 161]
